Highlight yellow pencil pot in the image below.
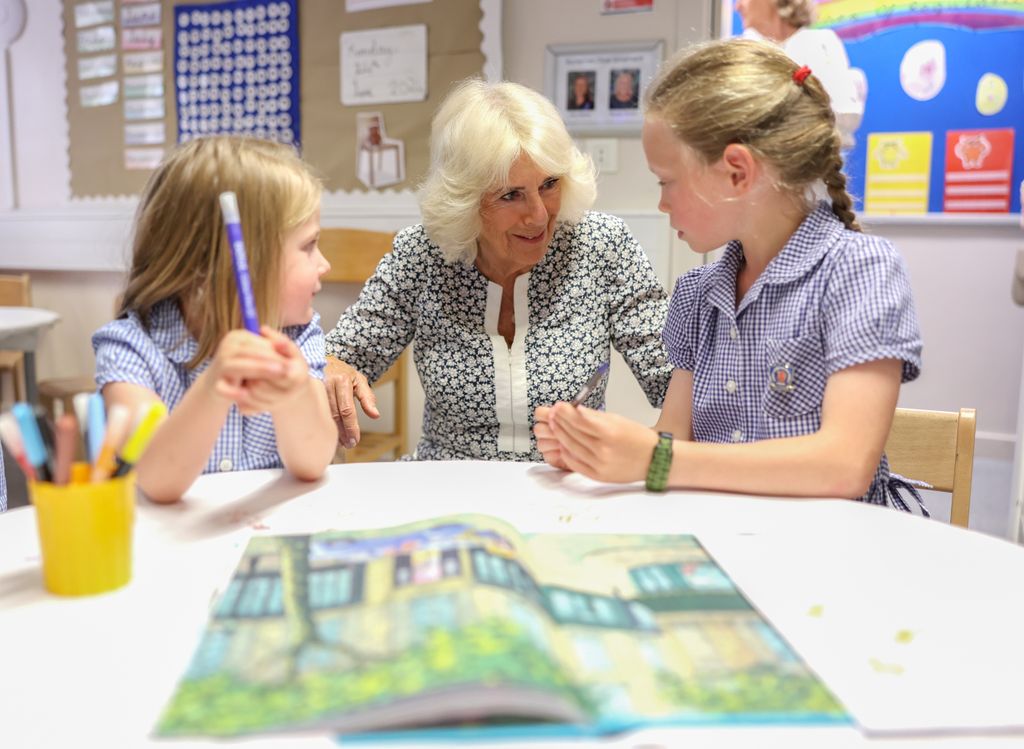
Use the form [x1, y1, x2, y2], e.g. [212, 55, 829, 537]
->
[30, 467, 135, 596]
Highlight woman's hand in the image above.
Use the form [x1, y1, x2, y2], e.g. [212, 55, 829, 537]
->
[545, 403, 658, 484]
[325, 356, 380, 447]
[534, 405, 570, 470]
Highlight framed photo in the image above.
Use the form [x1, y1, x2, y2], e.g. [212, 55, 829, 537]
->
[544, 41, 664, 136]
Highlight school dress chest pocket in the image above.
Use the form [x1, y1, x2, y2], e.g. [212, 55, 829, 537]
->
[761, 334, 828, 421]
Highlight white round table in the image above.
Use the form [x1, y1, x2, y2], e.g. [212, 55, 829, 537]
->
[1, 461, 1023, 747]
[0, 306, 59, 403]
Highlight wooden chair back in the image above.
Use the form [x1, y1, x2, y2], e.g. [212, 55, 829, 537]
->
[0, 273, 31, 404]
[318, 228, 407, 462]
[0, 273, 30, 307]
[884, 407, 976, 528]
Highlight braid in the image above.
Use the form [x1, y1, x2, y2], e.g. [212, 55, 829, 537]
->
[822, 134, 861, 232]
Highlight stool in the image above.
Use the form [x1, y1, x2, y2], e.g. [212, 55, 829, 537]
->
[38, 375, 97, 419]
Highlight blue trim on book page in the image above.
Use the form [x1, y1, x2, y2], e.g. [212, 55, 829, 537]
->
[335, 711, 853, 743]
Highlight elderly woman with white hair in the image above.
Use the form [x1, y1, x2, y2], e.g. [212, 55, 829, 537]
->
[323, 78, 671, 461]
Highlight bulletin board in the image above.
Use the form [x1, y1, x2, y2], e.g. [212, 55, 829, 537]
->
[301, 0, 483, 193]
[720, 0, 1023, 216]
[62, 0, 485, 198]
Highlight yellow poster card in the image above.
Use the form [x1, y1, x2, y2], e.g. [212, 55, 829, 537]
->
[865, 131, 933, 214]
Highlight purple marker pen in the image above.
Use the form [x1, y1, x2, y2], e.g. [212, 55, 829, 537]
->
[219, 191, 260, 334]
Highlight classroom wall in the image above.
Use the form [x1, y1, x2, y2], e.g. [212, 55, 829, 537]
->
[0, 1, 1021, 460]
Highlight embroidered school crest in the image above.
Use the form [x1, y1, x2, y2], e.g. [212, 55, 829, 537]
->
[769, 363, 796, 393]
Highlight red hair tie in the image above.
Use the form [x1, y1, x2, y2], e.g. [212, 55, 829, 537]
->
[793, 65, 812, 85]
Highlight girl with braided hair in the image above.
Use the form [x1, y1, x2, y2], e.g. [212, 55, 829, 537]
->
[535, 39, 926, 513]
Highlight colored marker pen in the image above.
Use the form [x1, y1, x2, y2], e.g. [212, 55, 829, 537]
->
[219, 191, 260, 334]
[570, 361, 610, 407]
[113, 401, 167, 477]
[90, 404, 132, 483]
[33, 406, 57, 479]
[72, 392, 91, 436]
[85, 392, 106, 465]
[0, 412, 35, 481]
[53, 413, 79, 486]
[12, 403, 51, 482]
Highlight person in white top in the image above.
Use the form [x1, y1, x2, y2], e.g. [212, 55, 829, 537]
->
[737, 0, 864, 148]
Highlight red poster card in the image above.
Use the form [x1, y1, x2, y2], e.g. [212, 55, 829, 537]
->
[944, 128, 1015, 213]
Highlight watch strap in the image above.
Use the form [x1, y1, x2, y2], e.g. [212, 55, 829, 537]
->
[645, 431, 673, 492]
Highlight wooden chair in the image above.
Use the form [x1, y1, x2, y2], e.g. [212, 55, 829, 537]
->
[0, 273, 31, 405]
[884, 407, 976, 528]
[38, 295, 124, 420]
[319, 228, 407, 463]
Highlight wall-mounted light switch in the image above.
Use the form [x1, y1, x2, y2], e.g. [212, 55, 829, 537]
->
[585, 138, 619, 174]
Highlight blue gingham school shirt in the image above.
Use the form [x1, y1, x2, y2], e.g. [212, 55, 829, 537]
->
[664, 201, 923, 511]
[92, 299, 326, 475]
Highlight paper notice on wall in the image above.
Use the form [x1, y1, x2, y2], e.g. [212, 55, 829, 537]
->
[77, 25, 116, 53]
[74, 1, 115, 28]
[124, 97, 164, 120]
[345, 0, 430, 11]
[975, 73, 1008, 117]
[864, 131, 933, 215]
[123, 50, 163, 74]
[122, 2, 160, 27]
[900, 40, 946, 102]
[79, 80, 119, 107]
[78, 53, 118, 80]
[340, 25, 427, 105]
[124, 147, 165, 170]
[601, 0, 653, 14]
[125, 122, 166, 146]
[355, 111, 406, 189]
[122, 27, 162, 52]
[124, 73, 164, 99]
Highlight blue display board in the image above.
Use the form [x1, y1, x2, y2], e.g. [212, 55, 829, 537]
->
[174, 0, 300, 147]
[723, 1, 1023, 214]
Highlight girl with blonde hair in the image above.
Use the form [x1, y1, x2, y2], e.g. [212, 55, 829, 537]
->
[93, 136, 336, 502]
[536, 39, 925, 513]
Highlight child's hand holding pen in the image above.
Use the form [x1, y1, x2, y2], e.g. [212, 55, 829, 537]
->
[238, 327, 315, 415]
[206, 328, 290, 416]
[534, 362, 610, 472]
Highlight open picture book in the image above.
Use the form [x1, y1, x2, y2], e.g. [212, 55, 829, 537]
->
[155, 513, 848, 740]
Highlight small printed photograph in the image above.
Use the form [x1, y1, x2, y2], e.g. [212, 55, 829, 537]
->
[546, 42, 662, 135]
[566, 70, 596, 111]
[608, 68, 639, 110]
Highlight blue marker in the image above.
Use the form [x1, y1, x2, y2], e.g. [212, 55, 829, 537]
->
[571, 361, 610, 406]
[12, 402, 52, 482]
[85, 392, 106, 465]
[219, 191, 260, 334]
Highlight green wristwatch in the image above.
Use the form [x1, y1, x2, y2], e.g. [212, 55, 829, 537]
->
[645, 432, 673, 492]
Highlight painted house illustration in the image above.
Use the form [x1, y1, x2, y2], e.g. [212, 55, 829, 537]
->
[189, 524, 804, 717]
